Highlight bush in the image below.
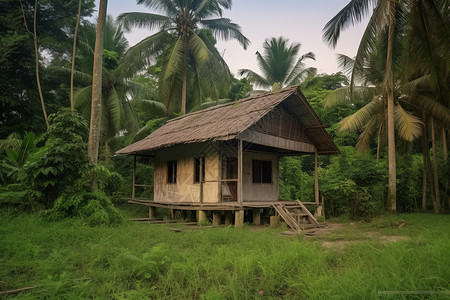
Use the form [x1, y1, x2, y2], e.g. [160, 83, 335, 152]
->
[18, 110, 90, 208]
[0, 183, 42, 210]
[49, 190, 123, 226]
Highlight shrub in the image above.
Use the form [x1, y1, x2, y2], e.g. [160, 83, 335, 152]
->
[49, 190, 123, 226]
[18, 110, 90, 208]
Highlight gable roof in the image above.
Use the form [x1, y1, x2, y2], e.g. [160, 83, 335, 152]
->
[116, 86, 338, 156]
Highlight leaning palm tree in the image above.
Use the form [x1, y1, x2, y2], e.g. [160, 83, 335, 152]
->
[238, 37, 316, 91]
[118, 0, 250, 114]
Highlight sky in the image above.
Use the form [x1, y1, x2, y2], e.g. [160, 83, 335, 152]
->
[96, 0, 369, 77]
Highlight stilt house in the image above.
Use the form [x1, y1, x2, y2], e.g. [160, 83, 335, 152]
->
[116, 86, 338, 230]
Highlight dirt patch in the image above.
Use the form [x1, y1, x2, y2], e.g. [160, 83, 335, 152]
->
[379, 235, 410, 244]
[322, 240, 358, 251]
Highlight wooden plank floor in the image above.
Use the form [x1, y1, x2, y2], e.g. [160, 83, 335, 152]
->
[128, 199, 317, 210]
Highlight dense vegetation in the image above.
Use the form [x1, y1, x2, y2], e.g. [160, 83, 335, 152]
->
[0, 0, 448, 216]
[0, 0, 448, 297]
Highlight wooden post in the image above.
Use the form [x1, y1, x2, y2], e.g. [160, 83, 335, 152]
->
[132, 155, 136, 199]
[224, 211, 233, 226]
[149, 206, 156, 219]
[314, 151, 319, 206]
[200, 157, 204, 203]
[235, 210, 244, 227]
[198, 210, 207, 224]
[213, 211, 221, 226]
[237, 139, 243, 205]
[253, 209, 261, 225]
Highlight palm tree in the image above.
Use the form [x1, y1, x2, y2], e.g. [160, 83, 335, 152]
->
[74, 16, 141, 155]
[324, 0, 450, 212]
[88, 0, 107, 164]
[238, 37, 316, 91]
[324, 52, 423, 158]
[323, 0, 411, 212]
[118, 0, 250, 114]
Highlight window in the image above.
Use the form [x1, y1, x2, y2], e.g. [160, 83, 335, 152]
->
[194, 157, 205, 183]
[167, 160, 177, 184]
[252, 160, 272, 183]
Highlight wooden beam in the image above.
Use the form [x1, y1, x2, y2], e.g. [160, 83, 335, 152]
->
[237, 139, 243, 205]
[314, 152, 319, 206]
[132, 155, 136, 199]
[239, 130, 316, 153]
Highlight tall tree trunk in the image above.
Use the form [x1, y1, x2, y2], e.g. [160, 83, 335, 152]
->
[422, 155, 427, 210]
[70, 0, 82, 114]
[19, 0, 49, 129]
[421, 112, 428, 211]
[181, 32, 187, 114]
[431, 117, 441, 212]
[87, 0, 107, 164]
[442, 127, 448, 161]
[385, 0, 397, 213]
[423, 117, 437, 211]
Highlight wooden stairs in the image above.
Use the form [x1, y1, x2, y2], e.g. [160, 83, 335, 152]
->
[272, 200, 320, 232]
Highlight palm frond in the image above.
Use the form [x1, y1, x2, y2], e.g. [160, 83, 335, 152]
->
[162, 36, 185, 80]
[200, 18, 250, 49]
[118, 30, 173, 79]
[118, 12, 170, 31]
[238, 69, 270, 89]
[188, 32, 210, 65]
[324, 85, 378, 107]
[322, 0, 376, 48]
[355, 117, 378, 152]
[339, 97, 384, 132]
[394, 104, 422, 141]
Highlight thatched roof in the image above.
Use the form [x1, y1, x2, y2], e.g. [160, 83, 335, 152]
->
[116, 86, 338, 156]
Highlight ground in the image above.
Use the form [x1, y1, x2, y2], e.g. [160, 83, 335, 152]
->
[0, 209, 449, 299]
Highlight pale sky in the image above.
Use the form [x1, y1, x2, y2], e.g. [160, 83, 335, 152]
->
[96, 0, 369, 77]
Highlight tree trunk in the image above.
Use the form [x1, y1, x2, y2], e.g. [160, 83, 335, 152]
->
[70, 0, 82, 114]
[422, 156, 427, 211]
[20, 0, 49, 129]
[431, 117, 441, 212]
[442, 127, 448, 161]
[385, 0, 397, 213]
[181, 32, 187, 114]
[423, 116, 437, 211]
[421, 113, 428, 211]
[87, 0, 107, 164]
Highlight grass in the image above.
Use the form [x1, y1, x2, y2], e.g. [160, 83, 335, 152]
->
[0, 209, 449, 299]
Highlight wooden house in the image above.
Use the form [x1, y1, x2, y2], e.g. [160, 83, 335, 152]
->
[116, 86, 338, 230]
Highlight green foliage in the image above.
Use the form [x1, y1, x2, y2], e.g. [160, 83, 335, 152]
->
[0, 184, 41, 210]
[320, 146, 386, 220]
[18, 110, 90, 208]
[228, 78, 253, 101]
[49, 190, 123, 226]
[1, 132, 37, 183]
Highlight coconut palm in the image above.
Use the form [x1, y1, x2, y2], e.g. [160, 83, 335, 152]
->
[74, 16, 142, 159]
[323, 0, 412, 212]
[324, 0, 450, 212]
[324, 52, 423, 158]
[238, 37, 316, 91]
[118, 0, 250, 114]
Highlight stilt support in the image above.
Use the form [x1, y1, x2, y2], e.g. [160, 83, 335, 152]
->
[235, 210, 244, 227]
[213, 211, 221, 226]
[253, 209, 261, 225]
[224, 211, 233, 226]
[198, 210, 207, 224]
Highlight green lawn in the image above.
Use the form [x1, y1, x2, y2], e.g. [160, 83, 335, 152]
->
[0, 209, 449, 299]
